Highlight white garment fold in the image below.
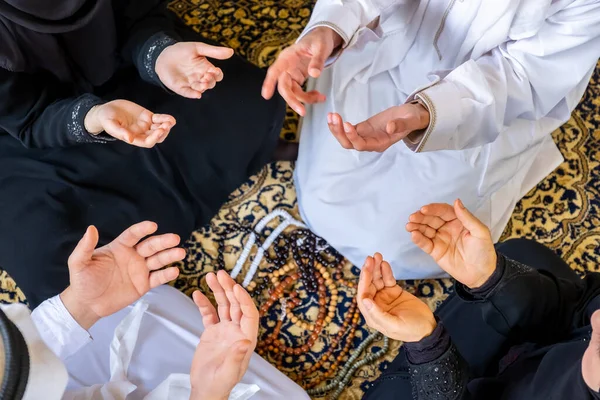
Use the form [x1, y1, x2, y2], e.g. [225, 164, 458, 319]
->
[32, 285, 309, 400]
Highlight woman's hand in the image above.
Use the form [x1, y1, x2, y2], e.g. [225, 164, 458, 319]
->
[407, 199, 497, 289]
[84, 100, 176, 148]
[357, 253, 436, 342]
[190, 271, 259, 400]
[60, 222, 185, 330]
[156, 42, 234, 99]
[328, 102, 430, 152]
[262, 27, 342, 116]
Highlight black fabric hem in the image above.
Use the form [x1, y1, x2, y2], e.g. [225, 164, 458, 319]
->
[68, 94, 113, 144]
[456, 253, 533, 302]
[405, 320, 450, 365]
[138, 32, 178, 87]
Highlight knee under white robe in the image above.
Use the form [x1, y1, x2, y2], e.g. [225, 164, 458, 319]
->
[31, 285, 310, 400]
[295, 0, 600, 278]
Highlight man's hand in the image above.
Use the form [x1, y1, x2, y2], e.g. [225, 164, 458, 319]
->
[156, 42, 234, 99]
[85, 100, 176, 148]
[60, 222, 185, 329]
[357, 253, 437, 342]
[262, 27, 343, 116]
[407, 199, 497, 289]
[189, 271, 259, 400]
[328, 102, 430, 152]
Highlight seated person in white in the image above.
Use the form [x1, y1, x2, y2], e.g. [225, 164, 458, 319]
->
[0, 222, 308, 400]
[262, 0, 600, 278]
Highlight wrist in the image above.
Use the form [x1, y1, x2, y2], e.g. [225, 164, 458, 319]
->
[84, 105, 103, 135]
[467, 252, 498, 290]
[311, 26, 343, 51]
[60, 286, 100, 330]
[411, 99, 431, 131]
[414, 317, 438, 342]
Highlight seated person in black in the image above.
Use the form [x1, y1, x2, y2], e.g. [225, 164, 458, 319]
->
[0, 0, 285, 306]
[359, 199, 600, 400]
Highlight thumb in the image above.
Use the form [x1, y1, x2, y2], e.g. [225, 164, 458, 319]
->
[453, 199, 490, 239]
[308, 45, 327, 78]
[68, 226, 99, 270]
[221, 339, 251, 380]
[195, 43, 234, 60]
[361, 298, 396, 334]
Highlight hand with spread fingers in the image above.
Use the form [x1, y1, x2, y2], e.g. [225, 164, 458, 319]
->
[156, 42, 234, 99]
[84, 100, 176, 148]
[357, 253, 437, 342]
[261, 27, 343, 116]
[406, 199, 497, 289]
[328, 102, 430, 152]
[190, 271, 259, 400]
[60, 221, 185, 330]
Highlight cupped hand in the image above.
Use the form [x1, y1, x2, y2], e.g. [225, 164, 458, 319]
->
[156, 42, 234, 99]
[406, 199, 497, 289]
[357, 253, 436, 342]
[61, 222, 185, 329]
[85, 100, 176, 148]
[328, 102, 429, 152]
[190, 271, 259, 400]
[261, 27, 342, 116]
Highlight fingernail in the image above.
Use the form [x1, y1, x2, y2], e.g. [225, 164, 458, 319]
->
[362, 299, 373, 310]
[344, 124, 351, 133]
[327, 114, 332, 124]
[457, 199, 465, 209]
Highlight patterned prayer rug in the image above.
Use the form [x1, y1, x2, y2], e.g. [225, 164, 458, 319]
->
[0, 1, 598, 399]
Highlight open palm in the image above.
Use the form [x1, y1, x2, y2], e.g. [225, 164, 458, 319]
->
[262, 27, 338, 116]
[95, 100, 176, 148]
[190, 271, 259, 400]
[156, 42, 234, 99]
[328, 102, 429, 152]
[407, 199, 497, 288]
[358, 253, 436, 342]
[66, 222, 184, 320]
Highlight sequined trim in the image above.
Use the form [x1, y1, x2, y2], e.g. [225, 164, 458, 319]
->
[67, 95, 112, 144]
[143, 33, 177, 84]
[409, 345, 467, 400]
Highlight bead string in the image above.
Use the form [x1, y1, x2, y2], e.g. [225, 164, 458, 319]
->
[215, 214, 386, 398]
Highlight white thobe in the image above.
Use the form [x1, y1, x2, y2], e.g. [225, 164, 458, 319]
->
[31, 285, 309, 400]
[295, 0, 600, 278]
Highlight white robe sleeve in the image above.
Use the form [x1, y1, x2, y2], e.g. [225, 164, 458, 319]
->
[31, 295, 92, 361]
[298, 0, 402, 45]
[406, 0, 600, 153]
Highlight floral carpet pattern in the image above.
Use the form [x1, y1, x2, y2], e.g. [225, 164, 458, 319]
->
[0, 1, 598, 399]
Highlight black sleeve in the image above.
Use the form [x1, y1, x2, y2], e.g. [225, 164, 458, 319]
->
[405, 323, 470, 400]
[117, 1, 181, 86]
[456, 252, 600, 344]
[0, 68, 114, 148]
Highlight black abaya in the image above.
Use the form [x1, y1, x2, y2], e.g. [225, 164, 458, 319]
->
[0, 4, 285, 306]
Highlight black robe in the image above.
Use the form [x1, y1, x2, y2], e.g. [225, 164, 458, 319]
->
[364, 239, 600, 400]
[0, 1, 285, 307]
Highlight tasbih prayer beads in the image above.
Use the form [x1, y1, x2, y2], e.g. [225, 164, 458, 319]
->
[216, 221, 380, 397]
[307, 332, 390, 399]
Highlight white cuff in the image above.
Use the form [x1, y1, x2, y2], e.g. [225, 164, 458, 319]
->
[31, 295, 92, 360]
[299, 4, 361, 45]
[404, 79, 463, 152]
